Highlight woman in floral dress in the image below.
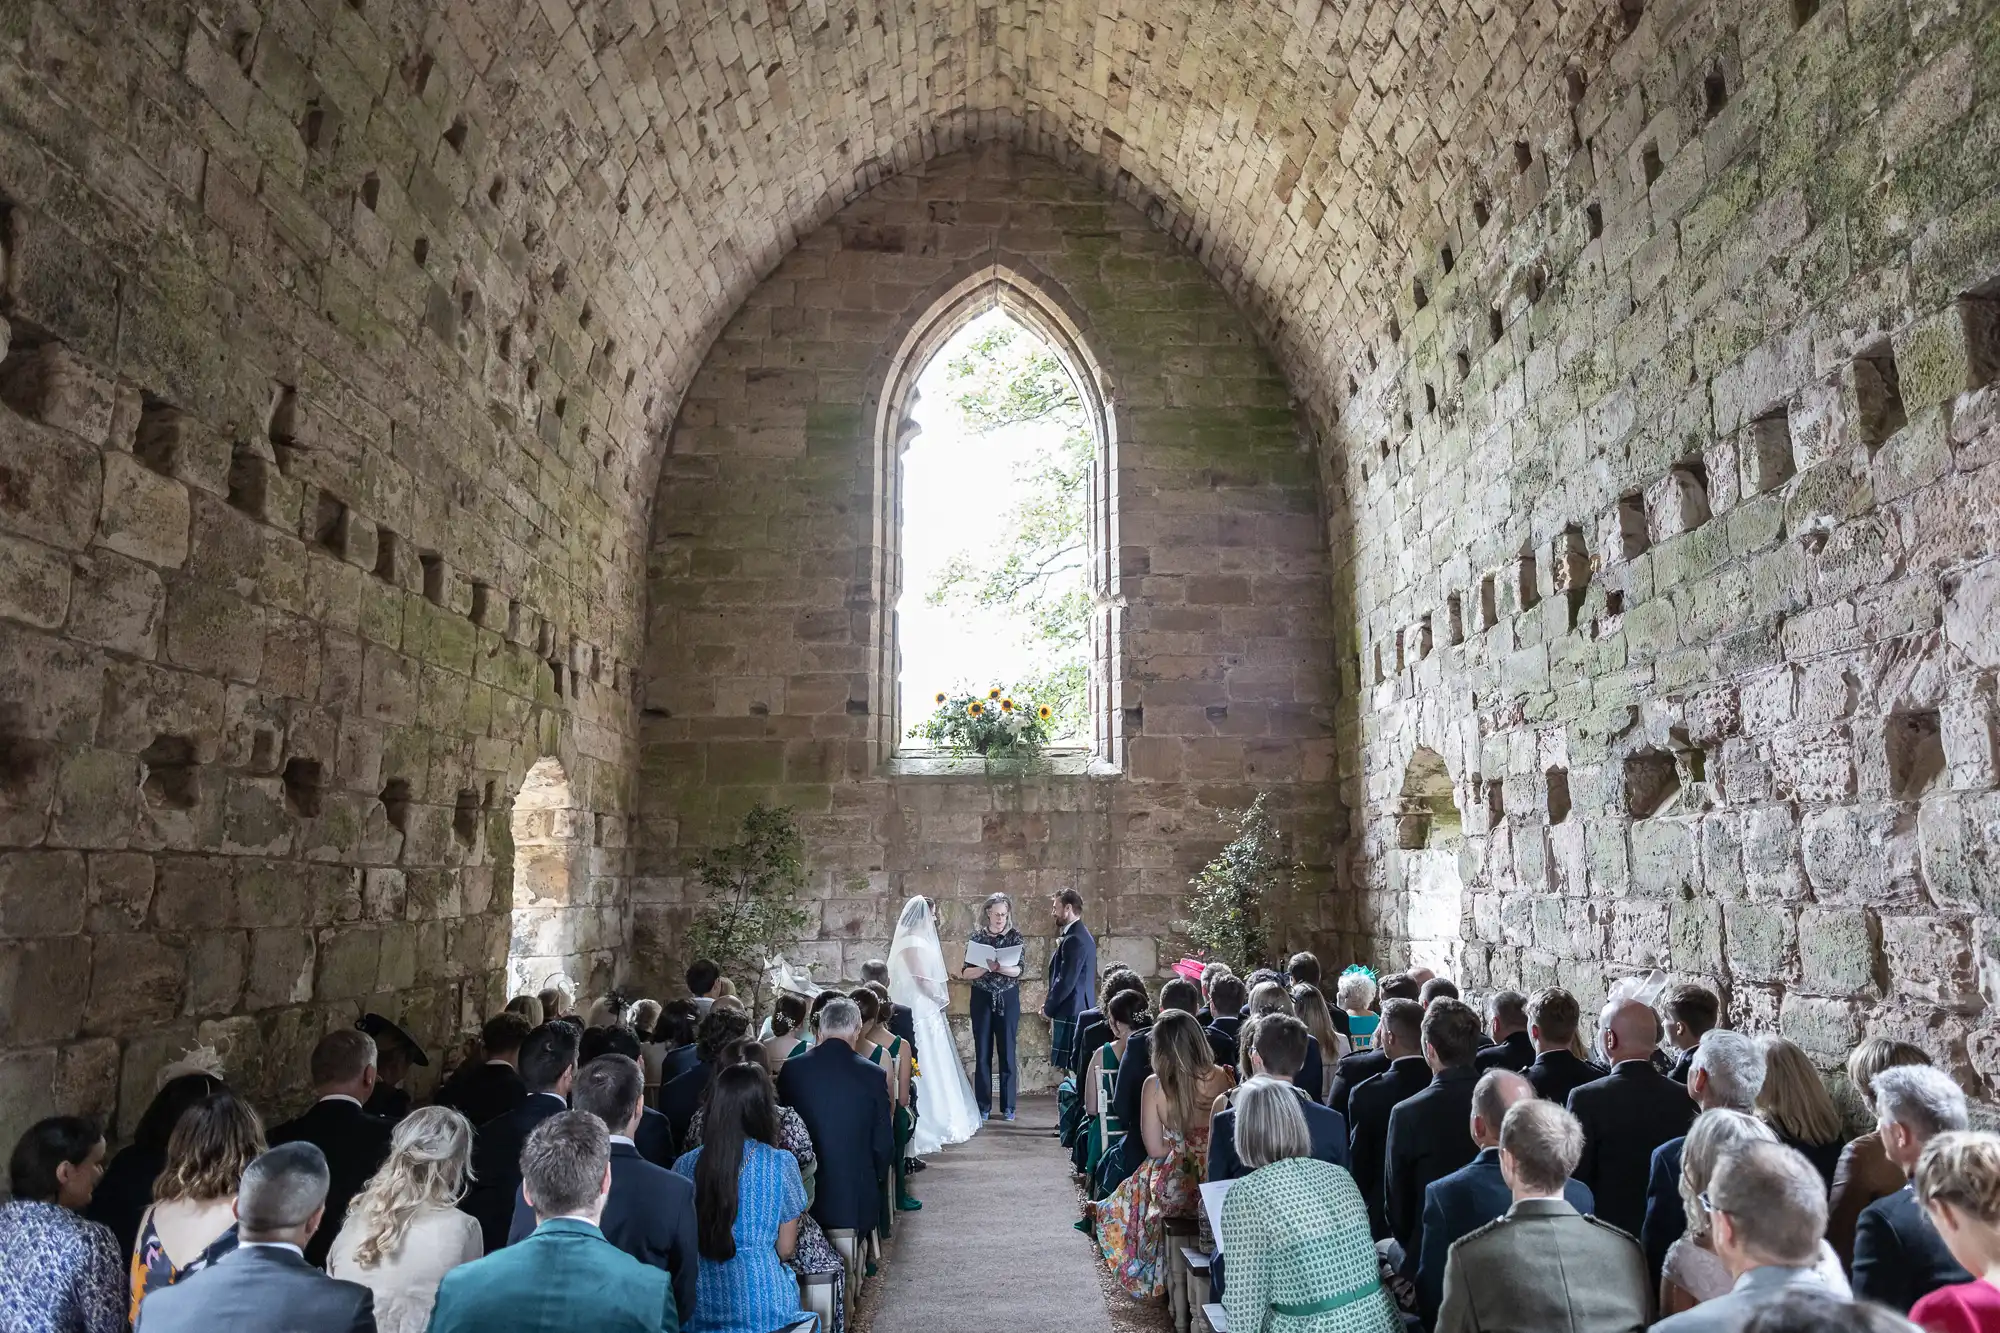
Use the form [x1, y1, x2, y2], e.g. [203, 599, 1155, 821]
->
[1094, 1010, 1235, 1298]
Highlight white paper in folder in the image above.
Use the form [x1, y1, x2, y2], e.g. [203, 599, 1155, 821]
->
[1200, 1180, 1234, 1254]
[964, 940, 1025, 970]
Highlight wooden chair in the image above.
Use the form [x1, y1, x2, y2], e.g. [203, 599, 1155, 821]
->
[1181, 1246, 1213, 1322]
[798, 1271, 838, 1332]
[1200, 1302, 1229, 1332]
[824, 1227, 863, 1323]
[1094, 1062, 1117, 1158]
[1163, 1217, 1199, 1333]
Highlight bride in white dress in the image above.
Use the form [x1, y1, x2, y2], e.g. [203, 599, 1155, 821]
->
[888, 896, 982, 1155]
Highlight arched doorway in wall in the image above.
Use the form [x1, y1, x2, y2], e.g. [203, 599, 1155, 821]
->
[507, 757, 588, 1000]
[1395, 747, 1468, 975]
[871, 266, 1123, 768]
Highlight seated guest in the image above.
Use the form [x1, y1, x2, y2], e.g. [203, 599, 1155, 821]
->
[1204, 975, 1249, 1071]
[1197, 961, 1232, 1025]
[1079, 969, 1147, 1072]
[434, 1013, 531, 1128]
[1832, 1039, 1934, 1268]
[1101, 978, 1204, 1192]
[1292, 984, 1350, 1088]
[1328, 975, 1394, 1118]
[327, 1108, 482, 1333]
[1664, 983, 1722, 1084]
[661, 1008, 752, 1152]
[131, 1090, 264, 1317]
[1475, 991, 1534, 1073]
[1646, 1031, 1769, 1287]
[1209, 1017, 1349, 1183]
[859, 958, 917, 1053]
[1219, 1078, 1399, 1333]
[1093, 1011, 1234, 1298]
[1744, 1290, 1927, 1332]
[1338, 968, 1381, 1052]
[356, 1016, 427, 1124]
[655, 1001, 704, 1087]
[1653, 1142, 1839, 1332]
[1659, 1110, 1850, 1319]
[1568, 998, 1697, 1238]
[1419, 976, 1460, 1006]
[1756, 1036, 1848, 1188]
[507, 1055, 697, 1320]
[504, 994, 544, 1028]
[759, 993, 812, 1072]
[134, 1144, 375, 1333]
[1348, 997, 1431, 1239]
[683, 1042, 849, 1331]
[1910, 1131, 2000, 1333]
[1286, 951, 1323, 989]
[1417, 1070, 1594, 1324]
[1437, 1098, 1647, 1333]
[855, 989, 918, 1213]
[430, 1112, 675, 1333]
[1523, 987, 1607, 1107]
[631, 999, 663, 1043]
[269, 1030, 394, 1268]
[672, 1064, 815, 1333]
[88, 1071, 223, 1257]
[687, 959, 722, 1016]
[1077, 990, 1152, 1184]
[774, 997, 892, 1242]
[0, 1115, 123, 1333]
[1857, 1066, 1975, 1312]
[462, 1022, 578, 1255]
[1246, 981, 1324, 1102]
[579, 1027, 676, 1166]
[1385, 997, 1484, 1269]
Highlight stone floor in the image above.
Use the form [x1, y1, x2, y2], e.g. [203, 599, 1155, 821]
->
[859, 1094, 1168, 1333]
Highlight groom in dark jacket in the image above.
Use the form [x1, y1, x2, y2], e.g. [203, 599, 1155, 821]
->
[1043, 888, 1098, 1075]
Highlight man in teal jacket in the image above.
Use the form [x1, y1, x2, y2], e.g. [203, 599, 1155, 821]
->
[427, 1110, 678, 1333]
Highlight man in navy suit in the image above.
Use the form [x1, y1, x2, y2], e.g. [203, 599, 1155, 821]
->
[1347, 998, 1430, 1240]
[1042, 888, 1098, 1074]
[1521, 987, 1607, 1107]
[1203, 975, 1249, 1071]
[1208, 1017, 1347, 1182]
[1854, 1065, 1973, 1312]
[776, 996, 893, 1236]
[580, 1026, 676, 1166]
[1566, 1000, 1696, 1239]
[659, 1008, 751, 1154]
[1474, 991, 1534, 1073]
[463, 1022, 579, 1254]
[436, 1012, 533, 1129]
[266, 1030, 394, 1268]
[1414, 1068, 1595, 1324]
[508, 1055, 697, 1321]
[1384, 998, 1485, 1269]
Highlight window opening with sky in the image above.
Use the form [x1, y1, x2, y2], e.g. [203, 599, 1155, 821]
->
[899, 308, 1093, 749]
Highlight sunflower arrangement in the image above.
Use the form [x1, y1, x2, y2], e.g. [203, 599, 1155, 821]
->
[911, 686, 1055, 758]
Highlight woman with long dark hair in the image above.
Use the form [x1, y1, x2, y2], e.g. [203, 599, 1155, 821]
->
[670, 1062, 814, 1333]
[85, 1072, 223, 1257]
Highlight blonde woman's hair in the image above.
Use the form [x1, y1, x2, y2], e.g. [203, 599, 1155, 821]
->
[1151, 1011, 1218, 1135]
[1913, 1131, 2000, 1226]
[1291, 985, 1341, 1064]
[1679, 1108, 1777, 1239]
[1845, 1036, 1929, 1113]
[1756, 1036, 1844, 1145]
[342, 1106, 476, 1269]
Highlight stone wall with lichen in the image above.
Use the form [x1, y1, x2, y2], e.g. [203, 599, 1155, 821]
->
[1326, 0, 2000, 1102]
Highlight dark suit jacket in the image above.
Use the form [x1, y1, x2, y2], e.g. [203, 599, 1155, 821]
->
[658, 1062, 714, 1158]
[464, 1092, 568, 1255]
[267, 1098, 393, 1268]
[134, 1244, 374, 1333]
[1417, 1147, 1596, 1324]
[1208, 1086, 1347, 1183]
[1205, 1016, 1243, 1071]
[1110, 1028, 1154, 1130]
[1384, 1064, 1481, 1263]
[87, 1144, 166, 1257]
[508, 1141, 697, 1319]
[1043, 918, 1098, 1021]
[1474, 1031, 1535, 1074]
[1853, 1184, 1973, 1313]
[1526, 1049, 1609, 1107]
[1329, 1048, 1390, 1120]
[1295, 1035, 1326, 1104]
[1566, 1061, 1697, 1238]
[1641, 1136, 1686, 1288]
[430, 1217, 676, 1333]
[776, 1042, 893, 1234]
[1668, 1047, 1696, 1084]
[1347, 1055, 1432, 1239]
[635, 1107, 676, 1167]
[435, 1061, 528, 1128]
[659, 1043, 702, 1088]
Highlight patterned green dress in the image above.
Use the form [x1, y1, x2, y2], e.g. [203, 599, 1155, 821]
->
[1219, 1157, 1399, 1333]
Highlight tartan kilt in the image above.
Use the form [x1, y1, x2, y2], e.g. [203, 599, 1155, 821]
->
[1050, 1015, 1079, 1071]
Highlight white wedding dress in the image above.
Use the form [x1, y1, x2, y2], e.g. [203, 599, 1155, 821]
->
[888, 896, 982, 1155]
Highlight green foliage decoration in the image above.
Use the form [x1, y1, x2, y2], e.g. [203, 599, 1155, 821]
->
[1173, 794, 1300, 973]
[683, 805, 813, 1012]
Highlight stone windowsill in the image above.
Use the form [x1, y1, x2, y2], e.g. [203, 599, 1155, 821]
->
[883, 748, 1116, 778]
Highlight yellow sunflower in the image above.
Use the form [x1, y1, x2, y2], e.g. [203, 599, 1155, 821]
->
[988, 688, 1002, 700]
[1038, 704, 1053, 720]
[967, 702, 984, 717]
[1000, 699, 1014, 712]
[934, 692, 947, 705]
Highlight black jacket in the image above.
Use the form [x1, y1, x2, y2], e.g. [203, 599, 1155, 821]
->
[1205, 1016, 1243, 1072]
[1853, 1184, 1972, 1313]
[267, 1097, 393, 1268]
[1383, 1064, 1481, 1263]
[1473, 1031, 1534, 1074]
[87, 1144, 166, 1257]
[1110, 1028, 1154, 1130]
[132, 1244, 373, 1333]
[1295, 1035, 1326, 1104]
[434, 1061, 528, 1128]
[1328, 1048, 1390, 1121]
[636, 1107, 676, 1166]
[1566, 1061, 1697, 1237]
[1347, 1055, 1432, 1239]
[776, 1042, 893, 1234]
[658, 1061, 714, 1156]
[463, 1091, 568, 1255]
[1525, 1048, 1608, 1108]
[508, 1140, 699, 1319]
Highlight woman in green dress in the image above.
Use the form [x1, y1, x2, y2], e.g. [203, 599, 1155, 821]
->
[1082, 989, 1150, 1181]
[1219, 1078, 1398, 1333]
[855, 986, 919, 1213]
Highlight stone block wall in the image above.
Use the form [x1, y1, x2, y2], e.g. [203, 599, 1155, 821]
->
[637, 148, 1344, 1065]
[1325, 0, 2000, 1098]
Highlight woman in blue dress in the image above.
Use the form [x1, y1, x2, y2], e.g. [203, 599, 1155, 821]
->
[672, 1063, 816, 1333]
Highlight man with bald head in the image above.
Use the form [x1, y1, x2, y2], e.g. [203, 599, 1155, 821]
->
[1415, 1070, 1597, 1323]
[1566, 998, 1698, 1236]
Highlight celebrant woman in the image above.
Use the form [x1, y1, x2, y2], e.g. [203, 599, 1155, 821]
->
[957, 892, 1025, 1121]
[888, 897, 982, 1155]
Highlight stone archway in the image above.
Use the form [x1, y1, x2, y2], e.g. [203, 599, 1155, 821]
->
[1395, 747, 1467, 975]
[507, 757, 589, 999]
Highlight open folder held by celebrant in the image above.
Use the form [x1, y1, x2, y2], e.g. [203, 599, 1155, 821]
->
[964, 940, 1025, 970]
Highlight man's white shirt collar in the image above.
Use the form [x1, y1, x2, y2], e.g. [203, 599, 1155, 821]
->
[318, 1094, 364, 1108]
